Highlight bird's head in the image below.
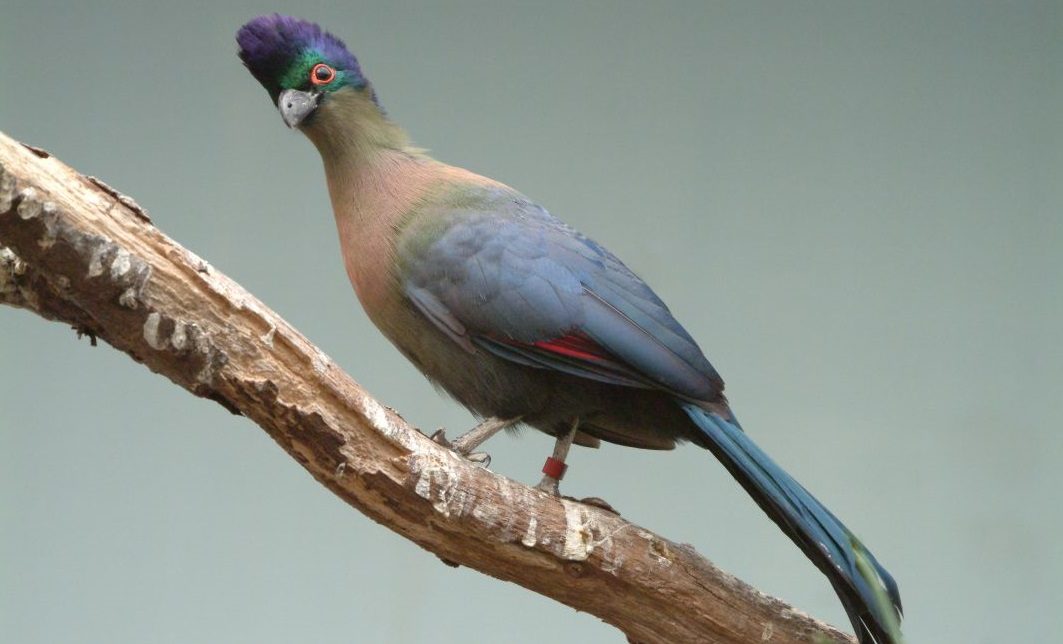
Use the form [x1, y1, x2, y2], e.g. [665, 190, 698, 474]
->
[237, 14, 374, 130]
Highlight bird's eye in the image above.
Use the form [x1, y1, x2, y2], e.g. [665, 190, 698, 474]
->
[310, 63, 336, 86]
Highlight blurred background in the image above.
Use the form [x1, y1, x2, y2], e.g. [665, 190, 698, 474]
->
[2, 2, 1060, 642]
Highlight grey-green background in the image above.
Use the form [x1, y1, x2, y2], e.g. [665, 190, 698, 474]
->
[2, 2, 1060, 642]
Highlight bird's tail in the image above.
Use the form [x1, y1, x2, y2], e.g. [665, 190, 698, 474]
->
[682, 404, 903, 644]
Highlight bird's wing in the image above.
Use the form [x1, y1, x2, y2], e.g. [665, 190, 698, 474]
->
[400, 186, 723, 402]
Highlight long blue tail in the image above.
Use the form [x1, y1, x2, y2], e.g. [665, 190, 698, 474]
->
[683, 404, 903, 643]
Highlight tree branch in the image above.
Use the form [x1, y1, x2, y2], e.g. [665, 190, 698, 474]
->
[0, 130, 854, 644]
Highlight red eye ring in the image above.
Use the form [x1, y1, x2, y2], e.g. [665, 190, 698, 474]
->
[310, 63, 335, 86]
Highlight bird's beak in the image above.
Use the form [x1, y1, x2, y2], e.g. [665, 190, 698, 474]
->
[277, 89, 320, 128]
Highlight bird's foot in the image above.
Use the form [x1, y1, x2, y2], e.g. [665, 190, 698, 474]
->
[430, 428, 492, 468]
[429, 428, 453, 448]
[537, 484, 619, 516]
[569, 496, 620, 516]
[465, 451, 491, 467]
[535, 475, 561, 497]
[532, 452, 618, 514]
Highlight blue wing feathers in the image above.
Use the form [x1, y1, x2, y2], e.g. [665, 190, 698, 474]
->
[581, 289, 717, 400]
[406, 285, 474, 351]
[401, 186, 722, 399]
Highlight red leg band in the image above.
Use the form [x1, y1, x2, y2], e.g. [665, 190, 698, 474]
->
[542, 456, 568, 480]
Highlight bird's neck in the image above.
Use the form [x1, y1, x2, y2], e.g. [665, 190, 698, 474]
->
[303, 89, 437, 314]
[303, 88, 414, 164]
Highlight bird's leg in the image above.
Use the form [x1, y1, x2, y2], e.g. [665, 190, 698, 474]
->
[432, 416, 521, 466]
[452, 416, 521, 454]
[536, 417, 579, 496]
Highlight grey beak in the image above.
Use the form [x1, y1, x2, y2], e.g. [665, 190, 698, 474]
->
[277, 89, 319, 128]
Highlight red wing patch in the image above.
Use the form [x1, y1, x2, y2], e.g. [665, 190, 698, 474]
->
[530, 332, 611, 362]
[479, 331, 654, 390]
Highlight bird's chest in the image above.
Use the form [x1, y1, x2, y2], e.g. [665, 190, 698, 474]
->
[331, 204, 438, 360]
[333, 213, 405, 337]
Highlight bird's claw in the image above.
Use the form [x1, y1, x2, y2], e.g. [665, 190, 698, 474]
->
[535, 476, 561, 497]
[572, 496, 620, 515]
[465, 452, 491, 468]
[429, 428, 453, 448]
[430, 428, 492, 467]
[538, 486, 621, 515]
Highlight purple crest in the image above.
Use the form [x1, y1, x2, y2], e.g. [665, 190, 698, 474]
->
[237, 14, 363, 98]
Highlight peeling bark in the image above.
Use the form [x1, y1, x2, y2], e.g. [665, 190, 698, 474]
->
[0, 131, 855, 644]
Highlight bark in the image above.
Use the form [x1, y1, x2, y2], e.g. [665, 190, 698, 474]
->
[0, 130, 854, 644]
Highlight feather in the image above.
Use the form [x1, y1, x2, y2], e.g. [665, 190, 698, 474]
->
[684, 406, 903, 643]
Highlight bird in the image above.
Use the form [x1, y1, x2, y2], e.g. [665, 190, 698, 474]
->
[236, 14, 903, 643]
